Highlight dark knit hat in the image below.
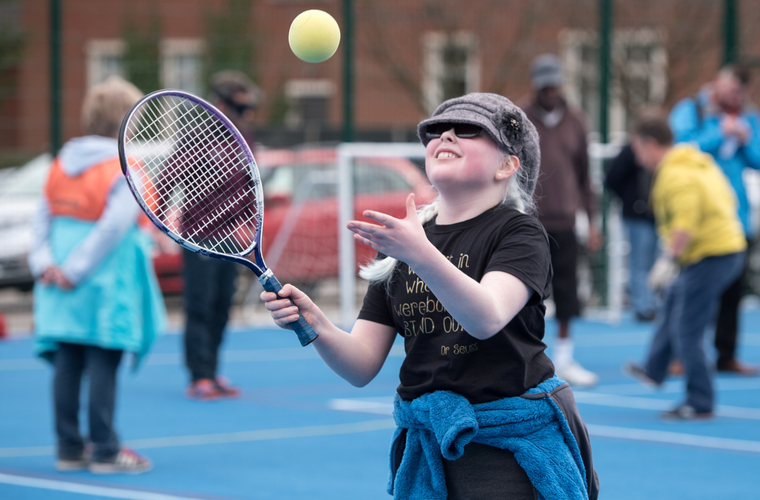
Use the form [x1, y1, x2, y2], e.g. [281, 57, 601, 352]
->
[530, 54, 564, 90]
[417, 92, 541, 196]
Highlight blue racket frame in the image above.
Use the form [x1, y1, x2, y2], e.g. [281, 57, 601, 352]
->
[119, 89, 318, 346]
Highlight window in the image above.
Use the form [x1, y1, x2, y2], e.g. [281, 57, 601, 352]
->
[422, 32, 480, 114]
[86, 40, 126, 88]
[283, 80, 334, 128]
[561, 29, 667, 142]
[86, 38, 205, 95]
[160, 39, 205, 95]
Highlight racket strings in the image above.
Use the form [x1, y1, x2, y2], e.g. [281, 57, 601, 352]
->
[123, 94, 261, 255]
[168, 117, 257, 252]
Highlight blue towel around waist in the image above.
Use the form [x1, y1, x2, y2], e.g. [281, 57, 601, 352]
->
[389, 376, 588, 500]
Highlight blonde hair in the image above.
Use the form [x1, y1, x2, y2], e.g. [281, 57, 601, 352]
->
[81, 76, 143, 138]
[360, 152, 530, 284]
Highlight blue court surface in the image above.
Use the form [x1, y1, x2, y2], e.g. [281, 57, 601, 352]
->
[1, 307, 759, 499]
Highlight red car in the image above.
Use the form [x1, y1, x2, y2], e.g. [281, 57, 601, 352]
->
[255, 146, 436, 287]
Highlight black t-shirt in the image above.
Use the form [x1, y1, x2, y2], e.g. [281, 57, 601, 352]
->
[358, 205, 555, 404]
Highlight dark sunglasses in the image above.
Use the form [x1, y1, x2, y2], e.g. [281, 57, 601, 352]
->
[425, 122, 482, 140]
[222, 96, 255, 116]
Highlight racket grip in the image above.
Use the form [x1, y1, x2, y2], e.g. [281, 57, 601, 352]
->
[259, 272, 319, 347]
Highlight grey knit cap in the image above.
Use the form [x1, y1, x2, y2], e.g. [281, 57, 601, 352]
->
[417, 92, 541, 196]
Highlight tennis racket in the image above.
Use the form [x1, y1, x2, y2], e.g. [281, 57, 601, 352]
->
[118, 89, 318, 346]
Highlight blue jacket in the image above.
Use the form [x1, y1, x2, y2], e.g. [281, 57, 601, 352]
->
[669, 90, 760, 236]
[389, 376, 591, 500]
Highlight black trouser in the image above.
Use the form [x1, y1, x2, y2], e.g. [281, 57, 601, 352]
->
[547, 229, 580, 321]
[182, 249, 239, 382]
[54, 343, 123, 462]
[714, 238, 751, 367]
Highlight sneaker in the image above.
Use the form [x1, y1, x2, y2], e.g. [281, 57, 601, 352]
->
[716, 359, 759, 376]
[623, 362, 662, 389]
[186, 378, 224, 401]
[214, 376, 241, 398]
[556, 361, 599, 387]
[89, 447, 152, 474]
[55, 445, 92, 472]
[635, 311, 656, 322]
[661, 404, 713, 421]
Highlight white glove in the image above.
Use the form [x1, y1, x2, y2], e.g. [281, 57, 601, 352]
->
[648, 255, 679, 292]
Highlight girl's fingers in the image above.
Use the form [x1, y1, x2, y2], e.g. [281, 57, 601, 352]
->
[362, 210, 395, 227]
[274, 306, 299, 320]
[353, 233, 380, 251]
[348, 223, 384, 241]
[405, 193, 416, 219]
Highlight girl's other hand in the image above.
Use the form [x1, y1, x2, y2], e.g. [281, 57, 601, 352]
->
[260, 283, 316, 330]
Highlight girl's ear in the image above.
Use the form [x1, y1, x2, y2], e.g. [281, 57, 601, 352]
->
[495, 155, 520, 180]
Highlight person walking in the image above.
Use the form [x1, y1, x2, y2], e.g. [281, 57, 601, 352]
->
[520, 54, 601, 387]
[28, 76, 166, 473]
[626, 111, 746, 420]
[604, 144, 658, 322]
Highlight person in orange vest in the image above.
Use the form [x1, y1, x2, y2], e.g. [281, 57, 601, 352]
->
[28, 76, 166, 474]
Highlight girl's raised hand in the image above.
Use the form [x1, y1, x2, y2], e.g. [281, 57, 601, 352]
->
[347, 193, 431, 266]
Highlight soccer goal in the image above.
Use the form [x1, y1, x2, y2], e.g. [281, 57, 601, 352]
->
[238, 141, 628, 328]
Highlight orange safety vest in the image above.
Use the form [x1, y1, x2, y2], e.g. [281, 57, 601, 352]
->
[45, 156, 151, 227]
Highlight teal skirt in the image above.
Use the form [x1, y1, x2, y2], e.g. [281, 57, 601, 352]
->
[34, 218, 167, 368]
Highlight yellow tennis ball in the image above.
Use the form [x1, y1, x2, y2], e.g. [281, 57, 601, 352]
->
[288, 10, 341, 63]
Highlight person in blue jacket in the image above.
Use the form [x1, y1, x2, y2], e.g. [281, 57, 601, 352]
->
[669, 65, 759, 376]
[28, 76, 166, 474]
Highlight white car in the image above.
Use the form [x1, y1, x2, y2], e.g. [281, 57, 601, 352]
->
[0, 154, 52, 291]
[0, 153, 186, 294]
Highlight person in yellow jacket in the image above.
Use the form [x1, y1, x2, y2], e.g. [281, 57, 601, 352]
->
[625, 110, 746, 420]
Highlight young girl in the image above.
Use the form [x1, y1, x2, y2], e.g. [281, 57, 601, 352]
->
[262, 93, 598, 500]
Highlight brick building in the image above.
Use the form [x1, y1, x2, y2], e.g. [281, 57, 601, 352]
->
[2, 0, 760, 163]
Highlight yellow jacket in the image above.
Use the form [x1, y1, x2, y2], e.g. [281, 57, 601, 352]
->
[651, 144, 746, 266]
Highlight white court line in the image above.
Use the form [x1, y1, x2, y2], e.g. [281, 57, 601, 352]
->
[587, 424, 760, 454]
[328, 391, 760, 420]
[329, 397, 394, 415]
[573, 391, 760, 419]
[325, 398, 760, 455]
[0, 419, 396, 459]
[0, 472, 206, 500]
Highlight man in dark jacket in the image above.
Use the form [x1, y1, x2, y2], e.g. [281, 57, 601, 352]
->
[604, 144, 658, 322]
[520, 54, 601, 387]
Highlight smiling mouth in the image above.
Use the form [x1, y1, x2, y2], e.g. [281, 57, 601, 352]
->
[436, 151, 458, 159]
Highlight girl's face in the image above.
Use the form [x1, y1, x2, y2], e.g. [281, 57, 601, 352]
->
[425, 125, 512, 195]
